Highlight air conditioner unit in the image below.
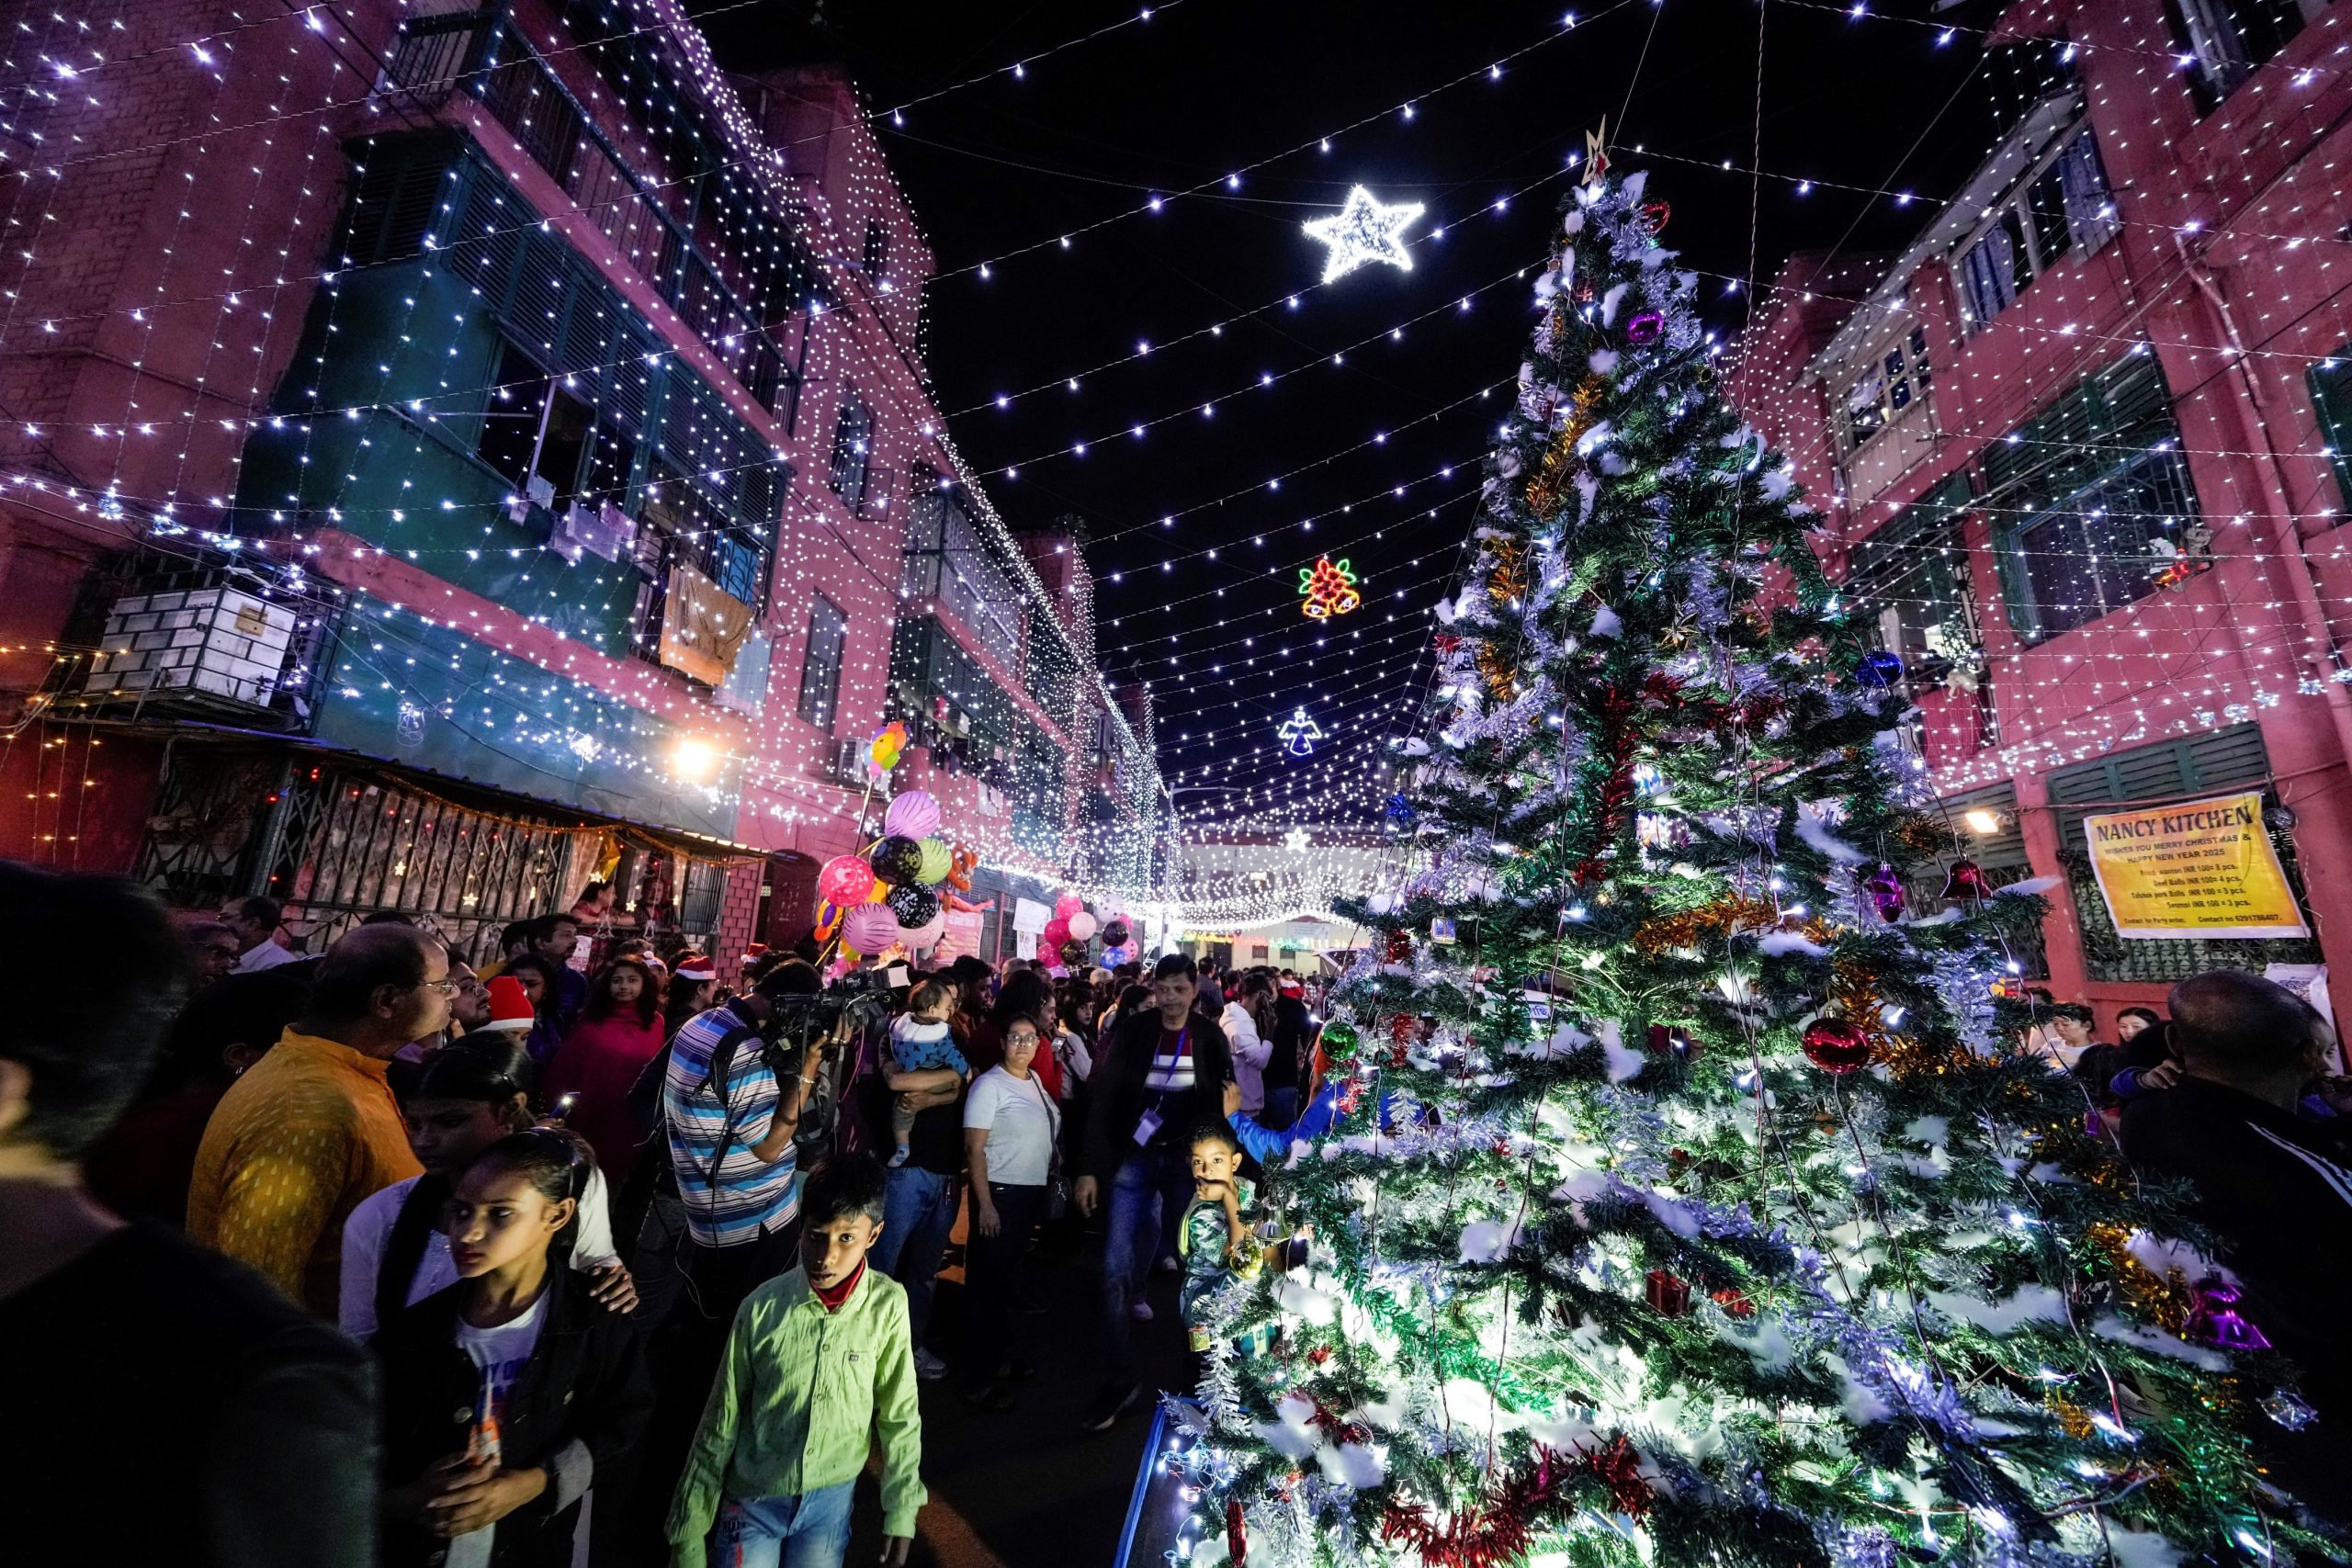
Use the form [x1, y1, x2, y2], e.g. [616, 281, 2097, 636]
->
[82, 585, 298, 710]
[831, 737, 876, 788]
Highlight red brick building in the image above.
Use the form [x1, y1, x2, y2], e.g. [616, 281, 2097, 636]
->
[0, 0, 1157, 957]
[1734, 0, 2352, 1029]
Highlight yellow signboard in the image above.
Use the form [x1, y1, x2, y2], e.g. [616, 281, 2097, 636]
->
[2083, 790, 2308, 940]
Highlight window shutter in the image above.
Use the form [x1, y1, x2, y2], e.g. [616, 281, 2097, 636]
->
[1981, 350, 2171, 505]
[340, 133, 458, 265]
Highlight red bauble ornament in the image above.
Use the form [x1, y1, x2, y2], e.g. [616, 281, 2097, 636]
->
[1385, 927, 1414, 962]
[1941, 857, 1996, 901]
[1644, 1269, 1690, 1316]
[1711, 1286, 1756, 1318]
[1644, 1023, 1695, 1060]
[1800, 1017, 1875, 1074]
[1639, 200, 1672, 235]
[1227, 1497, 1249, 1566]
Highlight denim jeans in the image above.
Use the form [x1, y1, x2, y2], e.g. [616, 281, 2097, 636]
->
[872, 1164, 960, 1344]
[964, 1181, 1046, 1381]
[1100, 1145, 1194, 1382]
[713, 1481, 855, 1568]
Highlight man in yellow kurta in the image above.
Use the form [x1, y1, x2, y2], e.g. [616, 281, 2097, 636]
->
[188, 923, 453, 1314]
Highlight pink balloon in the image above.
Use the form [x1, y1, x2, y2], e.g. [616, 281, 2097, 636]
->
[818, 855, 876, 909]
[843, 905, 899, 954]
[903, 912, 946, 950]
[1039, 918, 1069, 952]
[1054, 893, 1083, 919]
[1067, 910, 1098, 942]
[883, 790, 942, 841]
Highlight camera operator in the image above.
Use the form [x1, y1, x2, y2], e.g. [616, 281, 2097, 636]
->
[656, 955, 842, 1331]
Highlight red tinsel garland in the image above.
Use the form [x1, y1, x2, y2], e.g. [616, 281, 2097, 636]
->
[1379, 1447, 1567, 1568]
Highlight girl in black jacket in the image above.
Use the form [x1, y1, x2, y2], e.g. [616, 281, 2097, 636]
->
[376, 1128, 651, 1568]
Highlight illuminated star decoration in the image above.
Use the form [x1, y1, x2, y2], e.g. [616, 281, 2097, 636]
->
[1277, 707, 1326, 758]
[1283, 827, 1312, 852]
[1296, 555, 1362, 619]
[1302, 186, 1425, 283]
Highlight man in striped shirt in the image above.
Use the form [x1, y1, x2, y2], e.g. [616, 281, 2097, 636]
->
[662, 958, 834, 1325]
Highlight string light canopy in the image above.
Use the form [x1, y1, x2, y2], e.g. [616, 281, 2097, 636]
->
[1301, 186, 1426, 283]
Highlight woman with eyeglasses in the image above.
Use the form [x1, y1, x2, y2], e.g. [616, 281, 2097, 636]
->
[958, 1012, 1059, 1412]
[340, 1039, 636, 1340]
[375, 1126, 652, 1568]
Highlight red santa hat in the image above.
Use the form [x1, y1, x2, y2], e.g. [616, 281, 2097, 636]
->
[672, 952, 718, 983]
[481, 976, 537, 1032]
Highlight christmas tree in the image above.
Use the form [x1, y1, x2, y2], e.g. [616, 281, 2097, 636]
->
[1177, 163, 2327, 1568]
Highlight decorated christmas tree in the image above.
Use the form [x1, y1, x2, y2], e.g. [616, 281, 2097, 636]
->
[1176, 161, 2329, 1568]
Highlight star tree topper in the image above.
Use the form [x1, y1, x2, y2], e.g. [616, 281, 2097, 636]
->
[1302, 186, 1424, 283]
[1277, 706, 1325, 757]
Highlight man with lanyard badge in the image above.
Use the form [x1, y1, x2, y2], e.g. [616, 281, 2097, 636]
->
[1073, 953, 1232, 1432]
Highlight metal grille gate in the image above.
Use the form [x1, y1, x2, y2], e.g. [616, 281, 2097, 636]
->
[134, 747, 575, 961]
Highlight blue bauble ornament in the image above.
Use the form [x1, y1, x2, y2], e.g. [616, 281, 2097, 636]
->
[1384, 792, 1418, 829]
[1858, 649, 1904, 688]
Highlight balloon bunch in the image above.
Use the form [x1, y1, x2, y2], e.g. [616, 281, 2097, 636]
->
[816, 786, 964, 961]
[1035, 891, 1129, 974]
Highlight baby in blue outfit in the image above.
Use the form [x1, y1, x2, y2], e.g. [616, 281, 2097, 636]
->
[888, 979, 970, 1167]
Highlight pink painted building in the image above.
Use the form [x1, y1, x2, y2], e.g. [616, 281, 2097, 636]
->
[0, 0, 1158, 958]
[1734, 0, 2352, 1029]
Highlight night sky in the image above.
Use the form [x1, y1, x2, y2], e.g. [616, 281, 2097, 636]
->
[694, 0, 2009, 826]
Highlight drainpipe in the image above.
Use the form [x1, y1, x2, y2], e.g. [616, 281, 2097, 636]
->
[2171, 232, 2352, 775]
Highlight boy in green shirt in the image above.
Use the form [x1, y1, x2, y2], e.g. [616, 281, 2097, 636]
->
[667, 1155, 925, 1568]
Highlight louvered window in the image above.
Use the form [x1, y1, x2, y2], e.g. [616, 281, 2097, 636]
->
[1844, 470, 1974, 665]
[338, 134, 458, 266]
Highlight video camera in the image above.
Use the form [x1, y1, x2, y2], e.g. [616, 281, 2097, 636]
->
[752, 962, 910, 1074]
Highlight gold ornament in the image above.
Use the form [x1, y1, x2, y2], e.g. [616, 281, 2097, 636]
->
[1476, 641, 1521, 700]
[1485, 537, 1531, 606]
[1524, 374, 1608, 521]
[1630, 894, 1832, 957]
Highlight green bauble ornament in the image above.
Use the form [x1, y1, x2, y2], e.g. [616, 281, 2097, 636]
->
[1318, 1019, 1360, 1062]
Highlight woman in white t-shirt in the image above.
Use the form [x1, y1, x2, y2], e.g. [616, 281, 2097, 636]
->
[340, 1039, 633, 1339]
[959, 1012, 1059, 1410]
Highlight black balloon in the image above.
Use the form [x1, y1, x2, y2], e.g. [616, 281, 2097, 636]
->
[1102, 919, 1131, 947]
[885, 883, 939, 927]
[870, 835, 924, 885]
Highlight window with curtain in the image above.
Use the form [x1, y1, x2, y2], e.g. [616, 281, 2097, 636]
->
[1958, 129, 2117, 334]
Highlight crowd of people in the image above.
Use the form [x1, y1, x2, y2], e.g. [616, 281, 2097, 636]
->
[0, 865, 1339, 1566]
[6, 860, 2346, 1565]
